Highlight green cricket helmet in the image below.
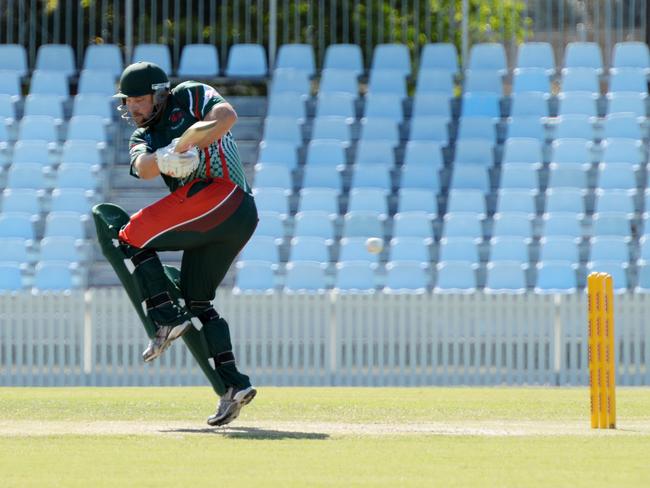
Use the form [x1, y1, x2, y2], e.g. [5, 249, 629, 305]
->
[114, 61, 171, 127]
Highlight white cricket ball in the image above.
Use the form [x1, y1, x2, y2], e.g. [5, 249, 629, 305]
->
[365, 237, 384, 254]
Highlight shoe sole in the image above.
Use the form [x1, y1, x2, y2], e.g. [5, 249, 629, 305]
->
[207, 388, 257, 427]
[143, 322, 191, 363]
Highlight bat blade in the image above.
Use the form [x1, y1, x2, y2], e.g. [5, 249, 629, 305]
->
[175, 120, 218, 152]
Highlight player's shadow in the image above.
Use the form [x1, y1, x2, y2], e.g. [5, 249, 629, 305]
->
[163, 426, 330, 440]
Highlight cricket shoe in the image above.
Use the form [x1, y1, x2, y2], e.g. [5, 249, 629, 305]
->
[207, 386, 257, 427]
[142, 322, 192, 362]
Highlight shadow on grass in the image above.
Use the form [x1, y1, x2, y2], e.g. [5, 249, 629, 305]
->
[162, 426, 330, 440]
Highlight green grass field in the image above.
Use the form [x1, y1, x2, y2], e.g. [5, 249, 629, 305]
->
[2, 387, 650, 487]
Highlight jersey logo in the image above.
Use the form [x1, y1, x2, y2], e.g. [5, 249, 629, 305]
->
[169, 108, 185, 130]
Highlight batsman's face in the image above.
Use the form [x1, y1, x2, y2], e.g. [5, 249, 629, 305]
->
[125, 94, 154, 126]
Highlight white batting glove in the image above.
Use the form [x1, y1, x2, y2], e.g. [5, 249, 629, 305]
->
[155, 138, 200, 178]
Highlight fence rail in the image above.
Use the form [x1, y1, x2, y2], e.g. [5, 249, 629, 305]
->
[2, 289, 650, 387]
[0, 0, 645, 71]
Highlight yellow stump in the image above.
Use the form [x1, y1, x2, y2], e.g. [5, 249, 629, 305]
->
[587, 272, 616, 429]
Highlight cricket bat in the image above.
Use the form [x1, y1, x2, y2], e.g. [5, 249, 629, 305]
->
[175, 119, 218, 153]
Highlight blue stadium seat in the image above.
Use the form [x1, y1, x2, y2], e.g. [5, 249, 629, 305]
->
[43, 212, 87, 239]
[419, 43, 459, 74]
[6, 164, 50, 190]
[318, 69, 359, 95]
[468, 43, 507, 74]
[132, 44, 172, 74]
[0, 212, 35, 239]
[371, 43, 411, 76]
[589, 236, 630, 262]
[461, 93, 501, 118]
[254, 211, 285, 238]
[435, 261, 477, 293]
[18, 115, 59, 144]
[269, 69, 311, 96]
[446, 189, 486, 215]
[511, 68, 551, 94]
[389, 237, 431, 262]
[438, 237, 480, 263]
[415, 70, 455, 95]
[442, 212, 483, 239]
[82, 44, 123, 77]
[612, 41, 650, 72]
[554, 115, 596, 140]
[11, 140, 50, 165]
[509, 92, 550, 117]
[1, 188, 41, 215]
[403, 141, 444, 167]
[347, 188, 388, 214]
[561, 68, 599, 94]
[596, 164, 637, 190]
[350, 164, 392, 191]
[0, 237, 31, 263]
[544, 188, 586, 214]
[557, 92, 598, 116]
[384, 260, 429, 292]
[298, 186, 339, 215]
[593, 189, 635, 215]
[0, 71, 21, 100]
[449, 165, 490, 191]
[72, 94, 113, 120]
[635, 261, 650, 292]
[239, 236, 281, 262]
[464, 70, 503, 94]
[505, 116, 546, 141]
[485, 261, 528, 293]
[316, 92, 356, 119]
[0, 44, 28, 77]
[338, 237, 381, 263]
[39, 236, 86, 263]
[234, 260, 276, 292]
[77, 70, 117, 96]
[408, 116, 448, 143]
[275, 44, 315, 75]
[0, 263, 24, 291]
[323, 44, 364, 75]
[538, 236, 580, 263]
[57, 164, 99, 191]
[334, 261, 376, 292]
[491, 212, 534, 238]
[289, 236, 330, 262]
[294, 211, 336, 239]
[226, 44, 268, 77]
[489, 236, 530, 262]
[306, 140, 347, 167]
[355, 139, 394, 166]
[24, 94, 64, 119]
[411, 93, 452, 119]
[257, 141, 298, 168]
[535, 261, 578, 293]
[67, 115, 107, 143]
[502, 138, 544, 165]
[364, 93, 403, 119]
[516, 42, 555, 73]
[400, 165, 440, 191]
[301, 166, 341, 190]
[542, 212, 583, 238]
[267, 92, 307, 121]
[359, 117, 400, 145]
[601, 113, 645, 140]
[36, 44, 76, 76]
[50, 188, 93, 213]
[586, 261, 628, 291]
[453, 139, 494, 166]
[262, 116, 303, 147]
[590, 212, 630, 237]
[342, 210, 386, 238]
[601, 138, 645, 165]
[254, 163, 292, 190]
[550, 138, 593, 165]
[495, 189, 537, 215]
[367, 70, 407, 98]
[609, 68, 648, 95]
[606, 92, 647, 116]
[252, 187, 290, 214]
[285, 261, 328, 292]
[563, 42, 604, 73]
[397, 189, 437, 215]
[456, 117, 497, 141]
[499, 163, 539, 190]
[311, 116, 351, 144]
[392, 211, 434, 239]
[547, 164, 588, 189]
[638, 235, 650, 261]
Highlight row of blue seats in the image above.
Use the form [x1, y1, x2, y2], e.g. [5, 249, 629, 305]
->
[0, 261, 85, 292]
[0, 188, 95, 214]
[0, 236, 88, 264]
[0, 140, 103, 167]
[0, 115, 108, 146]
[0, 211, 89, 240]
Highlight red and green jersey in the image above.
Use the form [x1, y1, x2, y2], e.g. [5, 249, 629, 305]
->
[128, 81, 251, 193]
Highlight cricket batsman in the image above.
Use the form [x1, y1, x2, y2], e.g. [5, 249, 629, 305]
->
[92, 61, 257, 426]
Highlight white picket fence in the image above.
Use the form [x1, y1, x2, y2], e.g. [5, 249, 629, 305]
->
[2, 288, 650, 387]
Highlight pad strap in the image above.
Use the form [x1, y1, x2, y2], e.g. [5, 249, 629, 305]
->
[208, 351, 236, 369]
[196, 307, 219, 324]
[145, 292, 173, 310]
[124, 248, 158, 274]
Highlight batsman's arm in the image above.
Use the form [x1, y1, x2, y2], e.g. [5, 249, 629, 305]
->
[197, 102, 238, 148]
